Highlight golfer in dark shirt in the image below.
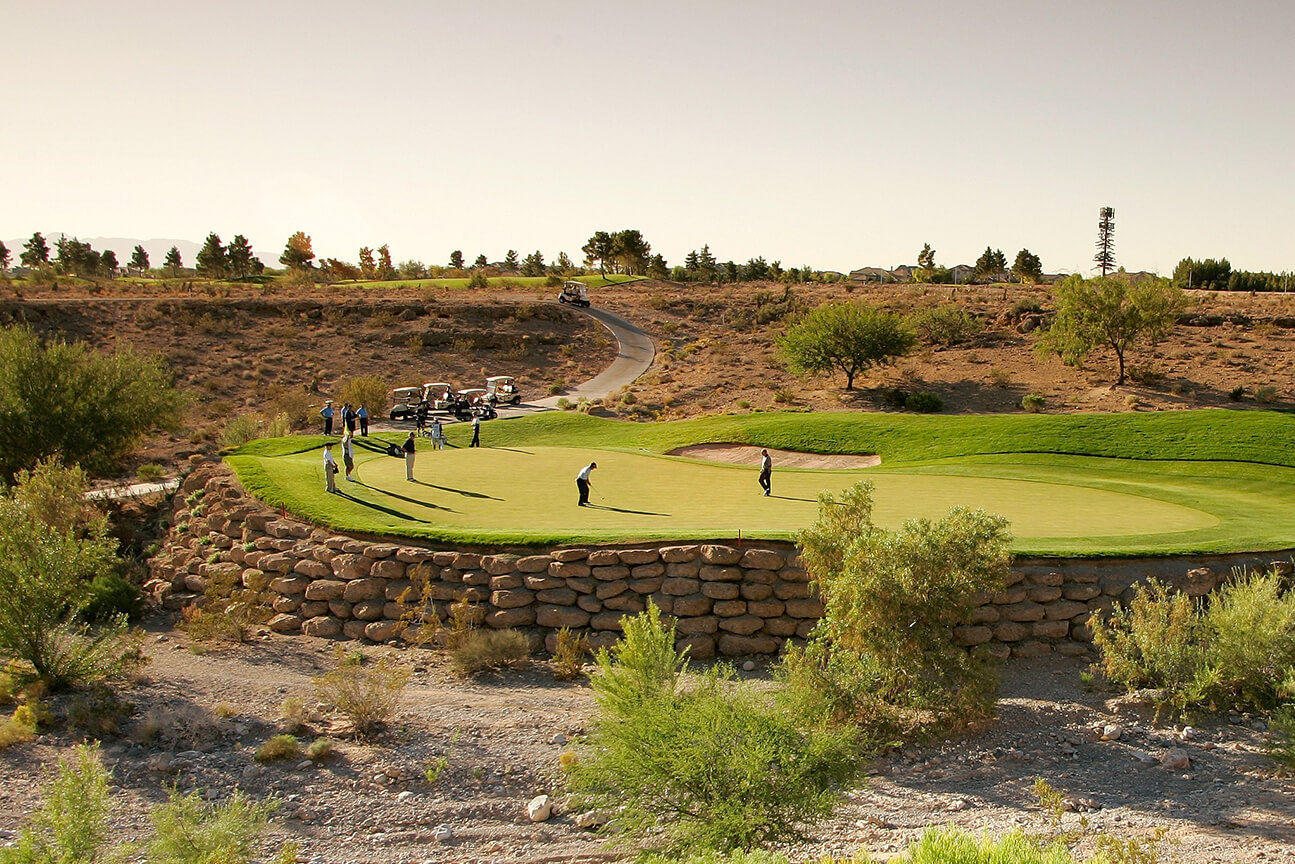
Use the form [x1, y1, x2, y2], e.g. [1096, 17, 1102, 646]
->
[576, 461, 597, 506]
[758, 449, 772, 496]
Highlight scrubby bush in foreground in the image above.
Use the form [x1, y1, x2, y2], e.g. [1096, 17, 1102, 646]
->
[788, 481, 1012, 734]
[312, 648, 410, 738]
[1093, 568, 1295, 714]
[569, 604, 859, 855]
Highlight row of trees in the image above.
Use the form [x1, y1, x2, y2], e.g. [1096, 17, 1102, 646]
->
[672, 244, 841, 285]
[912, 243, 1043, 284]
[1172, 257, 1295, 293]
[7, 232, 188, 279]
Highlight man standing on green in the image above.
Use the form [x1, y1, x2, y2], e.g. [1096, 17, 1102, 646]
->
[758, 449, 772, 496]
[403, 432, 417, 482]
[576, 461, 597, 506]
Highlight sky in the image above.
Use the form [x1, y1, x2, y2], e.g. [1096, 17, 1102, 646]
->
[5, 0, 1294, 275]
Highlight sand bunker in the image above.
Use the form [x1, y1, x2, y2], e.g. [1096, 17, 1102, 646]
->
[667, 443, 881, 469]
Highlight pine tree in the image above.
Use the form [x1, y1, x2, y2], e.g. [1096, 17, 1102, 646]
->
[129, 245, 149, 272]
[358, 247, 376, 280]
[448, 250, 464, 269]
[0, 240, 10, 270]
[279, 232, 315, 270]
[504, 249, 520, 270]
[1094, 206, 1116, 276]
[1012, 249, 1043, 284]
[21, 232, 50, 267]
[473, 254, 488, 268]
[227, 235, 258, 279]
[376, 244, 396, 280]
[163, 246, 183, 275]
[100, 249, 118, 275]
[195, 232, 228, 277]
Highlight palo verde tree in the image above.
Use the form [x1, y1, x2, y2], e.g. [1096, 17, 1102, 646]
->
[778, 300, 916, 390]
[1095, 206, 1116, 276]
[0, 325, 187, 481]
[1036, 274, 1188, 385]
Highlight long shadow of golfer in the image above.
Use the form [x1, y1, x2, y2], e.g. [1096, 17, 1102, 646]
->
[770, 495, 819, 503]
[585, 504, 670, 517]
[490, 447, 533, 454]
[422, 483, 500, 500]
[333, 490, 436, 521]
[353, 483, 456, 513]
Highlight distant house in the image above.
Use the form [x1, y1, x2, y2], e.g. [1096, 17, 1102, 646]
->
[891, 265, 914, 282]
[848, 266, 895, 283]
[949, 264, 975, 284]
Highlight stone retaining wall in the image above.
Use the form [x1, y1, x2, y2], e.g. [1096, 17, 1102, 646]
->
[146, 463, 1293, 659]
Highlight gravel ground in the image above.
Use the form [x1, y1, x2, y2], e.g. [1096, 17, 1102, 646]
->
[2, 629, 1292, 864]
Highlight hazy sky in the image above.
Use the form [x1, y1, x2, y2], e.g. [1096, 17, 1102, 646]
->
[6, 0, 1294, 274]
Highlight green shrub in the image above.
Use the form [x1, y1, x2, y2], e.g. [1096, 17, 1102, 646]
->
[569, 606, 859, 855]
[181, 561, 272, 644]
[888, 826, 1076, 863]
[1022, 394, 1046, 413]
[2, 743, 112, 863]
[0, 325, 188, 481]
[312, 648, 410, 738]
[1093, 569, 1295, 713]
[305, 737, 335, 761]
[1229, 385, 1246, 401]
[552, 626, 589, 680]
[254, 733, 301, 763]
[146, 790, 276, 864]
[639, 851, 792, 864]
[337, 375, 389, 417]
[136, 463, 166, 483]
[1268, 704, 1295, 770]
[790, 482, 1012, 731]
[1256, 384, 1279, 404]
[0, 703, 39, 749]
[219, 412, 292, 448]
[911, 304, 983, 347]
[905, 391, 943, 413]
[82, 573, 144, 622]
[449, 628, 530, 677]
[0, 463, 144, 690]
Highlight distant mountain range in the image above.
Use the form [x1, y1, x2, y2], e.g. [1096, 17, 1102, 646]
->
[4, 235, 201, 267]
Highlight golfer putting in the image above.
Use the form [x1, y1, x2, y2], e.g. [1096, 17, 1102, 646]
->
[576, 461, 597, 506]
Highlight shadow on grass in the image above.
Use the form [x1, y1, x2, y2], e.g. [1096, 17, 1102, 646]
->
[336, 488, 440, 520]
[585, 503, 670, 516]
[770, 494, 819, 503]
[419, 482, 500, 500]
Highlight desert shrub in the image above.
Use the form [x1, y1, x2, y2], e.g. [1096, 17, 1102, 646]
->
[1268, 704, 1295, 770]
[254, 734, 301, 763]
[552, 626, 589, 680]
[0, 703, 40, 749]
[219, 411, 292, 448]
[131, 703, 223, 751]
[556, 397, 574, 410]
[639, 852, 791, 864]
[181, 561, 273, 644]
[1228, 385, 1246, 401]
[82, 573, 144, 622]
[789, 482, 1012, 732]
[449, 628, 530, 677]
[911, 304, 983, 346]
[1022, 393, 1046, 413]
[0, 325, 187, 481]
[65, 684, 132, 738]
[1256, 384, 1279, 404]
[883, 387, 909, 409]
[569, 605, 858, 855]
[989, 368, 1012, 389]
[279, 695, 315, 734]
[904, 391, 943, 413]
[0, 463, 144, 690]
[887, 826, 1076, 863]
[1093, 569, 1295, 713]
[312, 648, 410, 738]
[1012, 297, 1045, 317]
[136, 463, 166, 483]
[2, 743, 111, 863]
[265, 385, 316, 430]
[337, 375, 389, 416]
[146, 790, 278, 864]
[305, 737, 335, 761]
[468, 269, 489, 289]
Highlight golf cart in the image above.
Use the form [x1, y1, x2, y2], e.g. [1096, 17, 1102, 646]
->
[451, 388, 497, 421]
[485, 375, 521, 405]
[422, 382, 455, 411]
[388, 386, 423, 420]
[557, 281, 590, 308]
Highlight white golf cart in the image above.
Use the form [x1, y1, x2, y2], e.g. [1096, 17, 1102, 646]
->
[388, 386, 423, 420]
[422, 382, 455, 411]
[451, 388, 497, 421]
[557, 281, 590, 308]
[485, 375, 521, 405]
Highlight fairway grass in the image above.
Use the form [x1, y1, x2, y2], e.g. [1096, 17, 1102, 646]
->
[228, 410, 1295, 555]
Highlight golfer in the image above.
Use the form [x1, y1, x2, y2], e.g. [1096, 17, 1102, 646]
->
[341, 432, 356, 482]
[322, 442, 338, 493]
[403, 431, 417, 482]
[758, 449, 772, 496]
[576, 461, 597, 506]
[319, 400, 335, 435]
[430, 417, 445, 450]
[469, 414, 481, 448]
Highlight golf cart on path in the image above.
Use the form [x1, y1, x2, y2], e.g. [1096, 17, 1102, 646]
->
[451, 388, 497, 421]
[422, 382, 455, 411]
[388, 386, 423, 420]
[557, 281, 590, 308]
[486, 375, 521, 405]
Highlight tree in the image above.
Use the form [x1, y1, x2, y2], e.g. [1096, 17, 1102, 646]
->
[520, 250, 545, 277]
[0, 240, 10, 270]
[582, 231, 614, 275]
[448, 250, 464, 270]
[397, 260, 428, 279]
[778, 300, 917, 390]
[279, 231, 315, 269]
[1171, 257, 1231, 290]
[163, 246, 183, 276]
[99, 250, 118, 276]
[553, 251, 574, 275]
[318, 258, 361, 281]
[503, 249, 520, 271]
[55, 236, 101, 276]
[358, 247, 376, 280]
[1011, 249, 1043, 284]
[227, 235, 260, 279]
[647, 253, 669, 279]
[612, 230, 651, 275]
[376, 244, 396, 280]
[972, 247, 1008, 283]
[1036, 274, 1188, 385]
[129, 245, 149, 273]
[0, 325, 187, 481]
[473, 253, 488, 269]
[1095, 206, 1116, 276]
[20, 232, 50, 268]
[914, 243, 937, 282]
[195, 232, 228, 277]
